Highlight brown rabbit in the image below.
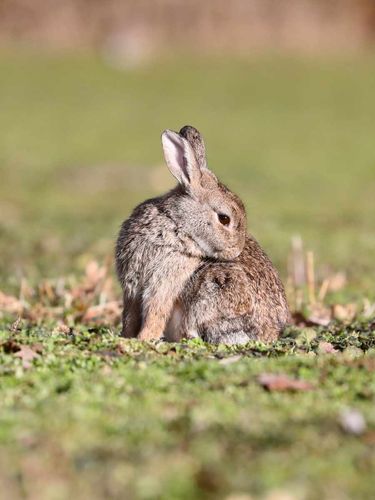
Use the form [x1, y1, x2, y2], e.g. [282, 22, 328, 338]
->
[115, 125, 290, 344]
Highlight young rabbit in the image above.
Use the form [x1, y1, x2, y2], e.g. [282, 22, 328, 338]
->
[115, 125, 290, 344]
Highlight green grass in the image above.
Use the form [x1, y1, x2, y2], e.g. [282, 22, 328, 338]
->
[0, 319, 374, 499]
[0, 50, 375, 499]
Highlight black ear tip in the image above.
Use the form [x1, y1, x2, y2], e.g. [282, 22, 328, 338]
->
[179, 125, 194, 134]
[178, 125, 207, 168]
[179, 125, 201, 140]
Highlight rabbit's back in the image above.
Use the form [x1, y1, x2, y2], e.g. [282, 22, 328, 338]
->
[116, 198, 165, 296]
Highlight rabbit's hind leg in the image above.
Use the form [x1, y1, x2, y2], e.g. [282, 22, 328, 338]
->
[181, 263, 259, 345]
[199, 317, 258, 345]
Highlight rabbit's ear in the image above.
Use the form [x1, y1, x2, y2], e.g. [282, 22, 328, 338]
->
[161, 130, 201, 190]
[179, 125, 207, 170]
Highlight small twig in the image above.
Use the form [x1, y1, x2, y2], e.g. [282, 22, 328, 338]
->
[306, 250, 316, 305]
[291, 235, 305, 287]
[318, 279, 329, 303]
[290, 235, 305, 310]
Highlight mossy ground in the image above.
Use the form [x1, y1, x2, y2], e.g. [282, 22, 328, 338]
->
[0, 319, 374, 499]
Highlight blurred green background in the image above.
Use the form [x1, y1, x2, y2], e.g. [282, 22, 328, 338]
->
[1, 51, 374, 295]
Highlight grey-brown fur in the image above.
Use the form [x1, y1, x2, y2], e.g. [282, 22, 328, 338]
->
[115, 125, 290, 344]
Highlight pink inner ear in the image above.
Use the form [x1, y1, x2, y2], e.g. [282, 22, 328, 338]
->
[171, 136, 189, 180]
[163, 132, 191, 184]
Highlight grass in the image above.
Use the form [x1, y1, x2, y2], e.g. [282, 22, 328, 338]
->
[0, 319, 374, 499]
[0, 49, 375, 498]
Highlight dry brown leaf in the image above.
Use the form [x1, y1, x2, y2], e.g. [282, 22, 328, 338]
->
[14, 345, 40, 369]
[318, 341, 338, 354]
[0, 259, 121, 326]
[332, 303, 357, 322]
[70, 261, 104, 299]
[38, 281, 57, 304]
[82, 300, 121, 324]
[19, 278, 34, 302]
[28, 304, 64, 322]
[328, 272, 347, 292]
[0, 291, 24, 315]
[307, 303, 332, 326]
[258, 373, 314, 392]
[86, 260, 106, 282]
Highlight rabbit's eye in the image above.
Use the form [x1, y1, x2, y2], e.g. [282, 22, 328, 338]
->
[218, 213, 230, 226]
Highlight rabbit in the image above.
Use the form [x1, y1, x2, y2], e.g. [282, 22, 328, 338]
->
[115, 125, 290, 344]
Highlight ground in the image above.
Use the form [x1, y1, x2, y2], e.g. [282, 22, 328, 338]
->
[0, 50, 374, 499]
[0, 319, 374, 499]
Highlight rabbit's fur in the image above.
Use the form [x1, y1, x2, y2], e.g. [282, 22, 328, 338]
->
[115, 125, 290, 343]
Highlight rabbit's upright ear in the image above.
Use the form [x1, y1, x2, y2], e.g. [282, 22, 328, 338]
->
[179, 125, 207, 170]
[161, 130, 201, 191]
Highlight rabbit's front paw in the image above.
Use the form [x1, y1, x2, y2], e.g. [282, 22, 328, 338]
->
[138, 327, 162, 342]
[186, 328, 199, 339]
